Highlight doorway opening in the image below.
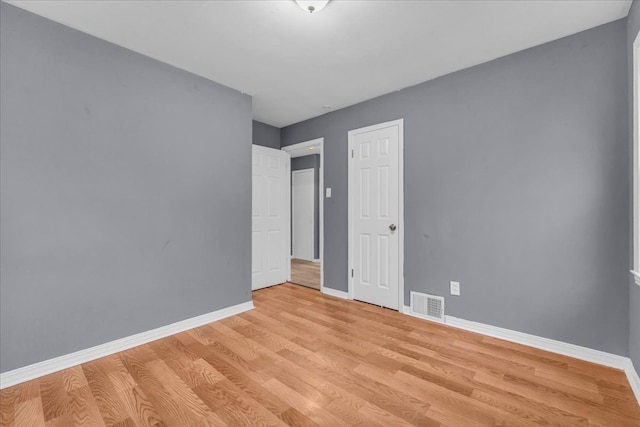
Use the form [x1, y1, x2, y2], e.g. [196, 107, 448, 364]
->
[282, 138, 324, 291]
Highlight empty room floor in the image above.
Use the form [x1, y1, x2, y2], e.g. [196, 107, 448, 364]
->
[1, 283, 639, 426]
[290, 259, 320, 290]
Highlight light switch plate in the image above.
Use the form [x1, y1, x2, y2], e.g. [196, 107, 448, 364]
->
[326, 188, 332, 198]
[450, 281, 460, 296]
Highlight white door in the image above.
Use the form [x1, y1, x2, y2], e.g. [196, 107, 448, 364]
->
[349, 120, 402, 310]
[292, 169, 315, 261]
[252, 145, 290, 290]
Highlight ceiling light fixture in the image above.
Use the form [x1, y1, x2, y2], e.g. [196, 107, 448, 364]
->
[295, 0, 330, 14]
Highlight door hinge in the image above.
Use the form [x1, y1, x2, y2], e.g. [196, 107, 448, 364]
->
[351, 269, 354, 278]
[351, 149, 354, 158]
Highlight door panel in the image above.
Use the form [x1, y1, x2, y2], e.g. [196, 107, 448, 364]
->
[292, 169, 315, 261]
[252, 145, 290, 290]
[350, 122, 400, 309]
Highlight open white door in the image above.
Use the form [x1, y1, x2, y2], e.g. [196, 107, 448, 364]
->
[349, 119, 403, 310]
[292, 169, 315, 261]
[252, 145, 290, 290]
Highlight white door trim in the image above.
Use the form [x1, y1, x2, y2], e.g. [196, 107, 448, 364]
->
[347, 119, 404, 310]
[633, 33, 640, 282]
[282, 138, 324, 292]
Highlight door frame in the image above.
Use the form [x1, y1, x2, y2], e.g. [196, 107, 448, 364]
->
[347, 119, 404, 310]
[292, 168, 315, 261]
[633, 32, 640, 281]
[282, 138, 324, 292]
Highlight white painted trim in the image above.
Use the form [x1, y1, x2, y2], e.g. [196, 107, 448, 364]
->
[0, 301, 254, 389]
[347, 119, 404, 310]
[632, 270, 640, 287]
[318, 143, 324, 293]
[281, 138, 323, 156]
[398, 121, 405, 310]
[286, 153, 292, 283]
[321, 286, 349, 300]
[283, 138, 324, 293]
[625, 359, 640, 406]
[634, 35, 640, 274]
[444, 315, 630, 369]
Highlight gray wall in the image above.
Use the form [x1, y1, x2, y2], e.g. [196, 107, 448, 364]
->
[253, 120, 281, 149]
[0, 3, 252, 373]
[282, 20, 630, 355]
[628, 1, 640, 372]
[292, 155, 320, 259]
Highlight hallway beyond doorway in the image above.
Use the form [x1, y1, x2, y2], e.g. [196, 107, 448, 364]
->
[290, 258, 320, 290]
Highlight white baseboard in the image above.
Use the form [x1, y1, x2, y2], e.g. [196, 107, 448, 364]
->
[444, 315, 640, 406]
[444, 315, 630, 369]
[401, 308, 639, 406]
[0, 301, 254, 389]
[321, 286, 349, 300]
[625, 359, 640, 405]
[312, 259, 321, 263]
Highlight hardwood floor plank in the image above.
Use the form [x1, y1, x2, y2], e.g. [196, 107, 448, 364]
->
[82, 363, 130, 426]
[145, 359, 222, 426]
[60, 366, 89, 393]
[0, 388, 16, 427]
[324, 399, 385, 427]
[11, 380, 41, 405]
[278, 407, 319, 427]
[67, 386, 106, 427]
[193, 380, 281, 427]
[261, 378, 346, 426]
[3, 283, 639, 426]
[14, 397, 46, 427]
[38, 372, 67, 422]
[117, 386, 166, 427]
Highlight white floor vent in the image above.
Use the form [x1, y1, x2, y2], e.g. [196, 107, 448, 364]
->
[410, 292, 445, 323]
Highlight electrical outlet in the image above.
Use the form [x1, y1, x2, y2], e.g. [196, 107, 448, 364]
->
[326, 188, 332, 198]
[450, 281, 460, 296]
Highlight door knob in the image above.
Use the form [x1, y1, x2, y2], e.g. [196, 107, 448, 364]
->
[389, 224, 397, 231]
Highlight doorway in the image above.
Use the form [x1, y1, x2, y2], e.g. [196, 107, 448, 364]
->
[282, 138, 324, 291]
[348, 119, 404, 310]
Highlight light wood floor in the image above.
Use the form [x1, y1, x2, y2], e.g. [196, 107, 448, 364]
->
[1, 283, 639, 426]
[290, 259, 320, 290]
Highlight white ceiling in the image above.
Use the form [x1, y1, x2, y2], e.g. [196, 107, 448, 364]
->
[7, 0, 632, 128]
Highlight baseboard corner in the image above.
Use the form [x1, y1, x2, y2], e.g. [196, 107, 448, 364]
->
[624, 359, 640, 406]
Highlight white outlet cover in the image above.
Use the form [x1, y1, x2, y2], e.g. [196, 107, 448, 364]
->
[450, 281, 460, 296]
[326, 188, 331, 198]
